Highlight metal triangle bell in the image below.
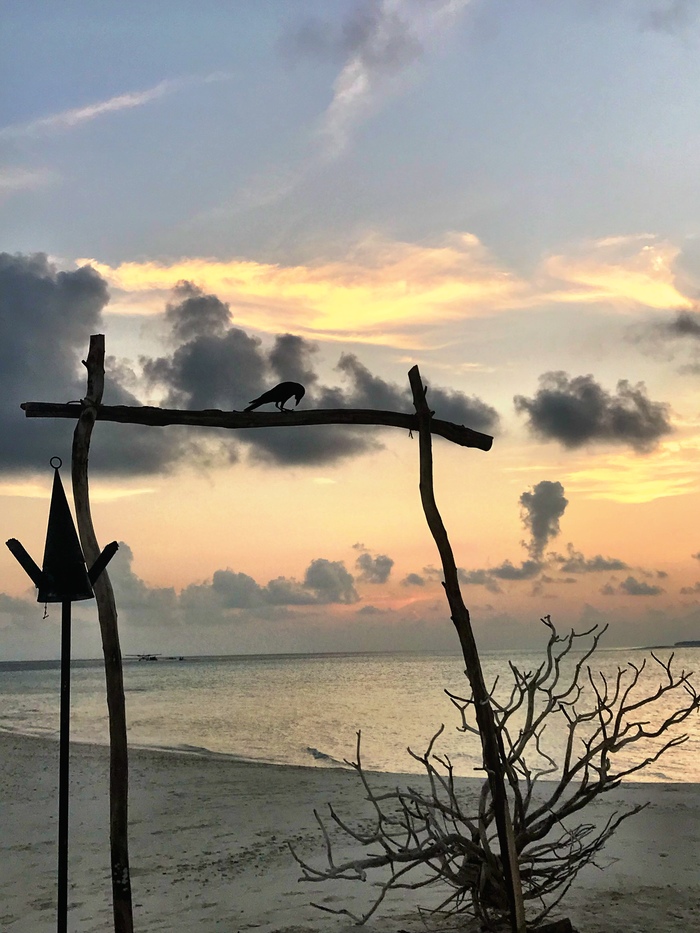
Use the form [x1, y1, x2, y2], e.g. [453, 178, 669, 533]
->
[38, 458, 94, 603]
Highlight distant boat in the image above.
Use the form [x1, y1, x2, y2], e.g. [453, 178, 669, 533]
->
[125, 654, 185, 662]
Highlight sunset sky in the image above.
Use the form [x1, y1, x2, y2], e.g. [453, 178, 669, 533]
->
[2, 0, 700, 659]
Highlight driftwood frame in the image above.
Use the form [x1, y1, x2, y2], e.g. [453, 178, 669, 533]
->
[21, 333, 527, 933]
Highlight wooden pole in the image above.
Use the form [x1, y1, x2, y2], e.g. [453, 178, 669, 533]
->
[408, 365, 526, 933]
[57, 599, 71, 933]
[22, 401, 493, 452]
[71, 335, 133, 933]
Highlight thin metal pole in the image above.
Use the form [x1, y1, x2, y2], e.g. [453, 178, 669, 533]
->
[57, 599, 71, 933]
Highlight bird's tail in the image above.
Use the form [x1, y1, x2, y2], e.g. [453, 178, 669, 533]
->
[244, 399, 261, 412]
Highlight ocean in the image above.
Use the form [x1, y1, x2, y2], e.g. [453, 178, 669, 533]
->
[1, 648, 698, 781]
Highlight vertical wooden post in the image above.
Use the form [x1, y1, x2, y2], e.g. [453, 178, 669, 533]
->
[71, 335, 133, 933]
[408, 365, 526, 933]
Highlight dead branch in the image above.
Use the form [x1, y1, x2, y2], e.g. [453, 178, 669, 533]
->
[293, 616, 699, 930]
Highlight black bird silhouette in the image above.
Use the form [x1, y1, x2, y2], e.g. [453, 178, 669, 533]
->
[244, 381, 306, 412]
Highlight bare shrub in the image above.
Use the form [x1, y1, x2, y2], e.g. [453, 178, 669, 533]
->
[291, 617, 700, 929]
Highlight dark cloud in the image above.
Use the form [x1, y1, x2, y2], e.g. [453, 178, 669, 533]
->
[448, 479, 635, 594]
[143, 325, 267, 410]
[540, 574, 577, 585]
[108, 542, 178, 616]
[355, 604, 391, 616]
[280, 1, 423, 71]
[210, 558, 360, 607]
[401, 572, 425, 587]
[680, 582, 700, 595]
[439, 482, 563, 591]
[112, 543, 359, 622]
[693, 552, 700, 561]
[643, 0, 699, 33]
[514, 371, 672, 452]
[142, 286, 498, 467]
[552, 544, 629, 574]
[0, 252, 183, 475]
[519, 481, 568, 560]
[330, 353, 499, 432]
[490, 559, 542, 581]
[619, 576, 665, 596]
[165, 280, 231, 342]
[663, 310, 700, 339]
[457, 568, 503, 593]
[355, 550, 394, 584]
[303, 558, 359, 604]
[269, 333, 320, 387]
[211, 569, 267, 608]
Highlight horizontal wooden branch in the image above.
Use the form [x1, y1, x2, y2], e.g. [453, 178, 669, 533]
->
[20, 402, 493, 451]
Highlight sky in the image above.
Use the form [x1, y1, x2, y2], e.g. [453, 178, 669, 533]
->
[1, 0, 700, 659]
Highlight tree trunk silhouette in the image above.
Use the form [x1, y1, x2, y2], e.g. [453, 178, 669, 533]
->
[408, 364, 526, 933]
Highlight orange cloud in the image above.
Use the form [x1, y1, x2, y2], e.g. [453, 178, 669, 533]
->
[560, 436, 700, 504]
[80, 232, 697, 347]
[540, 234, 694, 311]
[79, 233, 527, 345]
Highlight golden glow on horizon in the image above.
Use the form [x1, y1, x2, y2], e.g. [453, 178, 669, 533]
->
[0, 482, 156, 502]
[563, 439, 700, 503]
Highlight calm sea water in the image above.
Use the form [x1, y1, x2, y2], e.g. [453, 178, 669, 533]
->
[1, 648, 699, 781]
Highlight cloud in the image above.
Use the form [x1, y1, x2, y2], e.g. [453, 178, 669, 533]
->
[401, 572, 425, 587]
[0, 73, 231, 139]
[519, 480, 568, 560]
[164, 280, 232, 342]
[113, 544, 359, 621]
[79, 232, 525, 345]
[552, 544, 629, 574]
[86, 232, 699, 349]
[643, 0, 699, 33]
[514, 371, 673, 452]
[282, 0, 472, 158]
[355, 550, 394, 584]
[450, 478, 638, 593]
[0, 166, 57, 197]
[680, 582, 700, 595]
[108, 542, 178, 616]
[540, 235, 694, 311]
[457, 568, 503, 593]
[662, 310, 700, 339]
[140, 282, 498, 466]
[0, 252, 189, 476]
[303, 558, 360, 604]
[489, 560, 542, 581]
[332, 353, 499, 431]
[617, 576, 665, 596]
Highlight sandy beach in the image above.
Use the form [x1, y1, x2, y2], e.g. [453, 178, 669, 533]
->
[1, 731, 698, 933]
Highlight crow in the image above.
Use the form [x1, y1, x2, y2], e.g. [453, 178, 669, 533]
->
[244, 381, 306, 412]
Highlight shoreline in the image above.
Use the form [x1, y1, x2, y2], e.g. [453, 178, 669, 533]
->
[2, 731, 699, 932]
